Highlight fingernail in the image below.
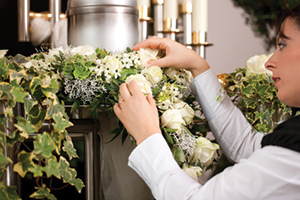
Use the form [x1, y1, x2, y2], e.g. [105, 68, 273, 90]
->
[147, 62, 152, 68]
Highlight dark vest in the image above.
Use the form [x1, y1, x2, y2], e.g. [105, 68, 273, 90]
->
[261, 115, 300, 153]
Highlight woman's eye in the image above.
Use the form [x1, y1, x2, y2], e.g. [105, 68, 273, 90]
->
[277, 42, 286, 50]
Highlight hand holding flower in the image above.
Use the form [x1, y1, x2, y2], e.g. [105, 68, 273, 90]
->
[113, 81, 162, 145]
[132, 37, 210, 78]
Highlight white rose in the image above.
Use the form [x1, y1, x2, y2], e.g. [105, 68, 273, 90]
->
[137, 48, 159, 68]
[164, 68, 193, 85]
[164, 67, 177, 80]
[142, 65, 163, 84]
[125, 74, 152, 95]
[0, 50, 8, 59]
[190, 137, 219, 167]
[173, 101, 195, 125]
[161, 109, 185, 133]
[182, 164, 202, 182]
[70, 45, 96, 58]
[246, 54, 273, 76]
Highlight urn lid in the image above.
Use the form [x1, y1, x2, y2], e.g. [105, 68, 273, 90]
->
[67, 0, 137, 9]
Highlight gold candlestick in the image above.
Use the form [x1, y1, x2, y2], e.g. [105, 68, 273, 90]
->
[138, 6, 152, 41]
[188, 31, 213, 59]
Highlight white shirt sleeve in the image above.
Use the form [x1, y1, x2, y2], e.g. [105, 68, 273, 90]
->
[128, 69, 300, 200]
[190, 69, 265, 162]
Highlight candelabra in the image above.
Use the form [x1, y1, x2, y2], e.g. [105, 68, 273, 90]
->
[139, 0, 212, 59]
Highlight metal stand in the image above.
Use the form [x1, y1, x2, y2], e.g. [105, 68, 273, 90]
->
[160, 18, 182, 41]
[152, 0, 164, 38]
[138, 6, 152, 42]
[187, 31, 213, 59]
[180, 2, 192, 48]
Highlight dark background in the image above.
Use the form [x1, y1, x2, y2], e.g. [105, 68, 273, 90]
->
[0, 0, 68, 56]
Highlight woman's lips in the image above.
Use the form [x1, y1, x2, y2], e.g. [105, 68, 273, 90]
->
[272, 77, 280, 87]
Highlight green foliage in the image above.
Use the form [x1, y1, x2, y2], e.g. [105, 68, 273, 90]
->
[231, 0, 300, 51]
[223, 67, 291, 132]
[0, 54, 84, 199]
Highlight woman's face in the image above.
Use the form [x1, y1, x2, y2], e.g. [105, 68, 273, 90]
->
[265, 18, 300, 107]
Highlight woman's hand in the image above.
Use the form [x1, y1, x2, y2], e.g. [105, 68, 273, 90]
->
[113, 81, 162, 145]
[132, 37, 210, 78]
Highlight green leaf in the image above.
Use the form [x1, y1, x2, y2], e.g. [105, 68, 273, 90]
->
[0, 154, 12, 165]
[13, 150, 35, 178]
[44, 158, 60, 179]
[0, 58, 8, 79]
[0, 83, 13, 99]
[33, 132, 55, 158]
[14, 117, 35, 139]
[28, 163, 44, 177]
[52, 113, 73, 132]
[10, 80, 28, 103]
[172, 146, 185, 166]
[59, 157, 85, 193]
[0, 182, 21, 200]
[30, 184, 57, 200]
[163, 128, 174, 146]
[62, 135, 78, 160]
[23, 97, 38, 115]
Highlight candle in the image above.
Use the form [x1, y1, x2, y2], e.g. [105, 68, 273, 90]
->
[137, 0, 151, 7]
[192, 0, 207, 32]
[179, 0, 192, 14]
[164, 0, 178, 19]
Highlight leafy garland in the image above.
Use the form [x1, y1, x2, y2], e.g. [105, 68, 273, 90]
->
[220, 54, 292, 133]
[0, 46, 217, 199]
[231, 0, 300, 51]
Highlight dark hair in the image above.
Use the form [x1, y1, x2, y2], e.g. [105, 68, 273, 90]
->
[276, 5, 300, 40]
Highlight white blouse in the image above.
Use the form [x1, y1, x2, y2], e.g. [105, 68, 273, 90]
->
[128, 69, 300, 200]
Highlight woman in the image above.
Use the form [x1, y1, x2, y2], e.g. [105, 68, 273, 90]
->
[113, 6, 300, 200]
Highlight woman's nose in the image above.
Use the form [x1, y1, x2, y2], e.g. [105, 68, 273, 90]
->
[264, 53, 276, 71]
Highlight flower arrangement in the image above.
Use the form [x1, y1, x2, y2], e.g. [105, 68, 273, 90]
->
[221, 53, 292, 133]
[0, 46, 218, 199]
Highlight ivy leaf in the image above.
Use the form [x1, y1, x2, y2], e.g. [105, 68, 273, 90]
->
[30, 184, 57, 200]
[0, 182, 21, 200]
[27, 104, 46, 131]
[14, 117, 35, 139]
[59, 156, 85, 193]
[0, 154, 12, 165]
[53, 113, 73, 133]
[30, 77, 43, 95]
[28, 163, 44, 178]
[52, 131, 65, 154]
[62, 135, 78, 160]
[44, 158, 60, 179]
[13, 150, 35, 178]
[0, 82, 13, 99]
[43, 99, 66, 119]
[0, 58, 8, 79]
[10, 80, 28, 103]
[33, 132, 55, 158]
[23, 97, 38, 115]
[257, 84, 270, 98]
